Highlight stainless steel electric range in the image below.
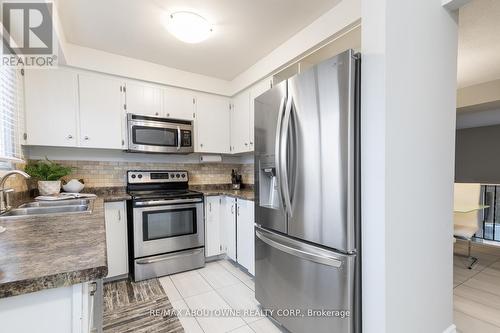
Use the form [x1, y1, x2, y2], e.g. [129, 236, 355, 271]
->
[127, 170, 205, 281]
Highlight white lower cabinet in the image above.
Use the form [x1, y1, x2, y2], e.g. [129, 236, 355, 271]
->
[236, 199, 255, 275]
[204, 196, 255, 275]
[104, 201, 128, 278]
[0, 281, 99, 333]
[221, 196, 237, 261]
[205, 196, 222, 257]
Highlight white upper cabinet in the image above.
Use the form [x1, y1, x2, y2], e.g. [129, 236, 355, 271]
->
[79, 74, 125, 149]
[230, 78, 271, 154]
[24, 68, 79, 147]
[195, 93, 230, 154]
[249, 79, 272, 150]
[230, 91, 250, 153]
[163, 87, 195, 120]
[125, 81, 162, 117]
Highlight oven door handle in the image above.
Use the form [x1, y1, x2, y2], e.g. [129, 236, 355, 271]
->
[134, 198, 203, 206]
[136, 248, 204, 265]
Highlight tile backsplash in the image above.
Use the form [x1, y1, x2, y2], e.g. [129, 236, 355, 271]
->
[3, 160, 254, 192]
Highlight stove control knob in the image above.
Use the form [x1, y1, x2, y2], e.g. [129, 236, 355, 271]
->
[131, 174, 136, 179]
[181, 174, 186, 178]
[170, 173, 175, 179]
[176, 173, 180, 178]
[138, 174, 143, 179]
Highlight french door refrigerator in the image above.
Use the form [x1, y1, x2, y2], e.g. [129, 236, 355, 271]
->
[254, 49, 361, 333]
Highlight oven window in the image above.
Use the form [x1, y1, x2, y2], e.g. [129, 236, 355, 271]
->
[132, 126, 177, 147]
[142, 208, 197, 241]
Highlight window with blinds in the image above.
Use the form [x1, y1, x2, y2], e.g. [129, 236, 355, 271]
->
[0, 64, 24, 168]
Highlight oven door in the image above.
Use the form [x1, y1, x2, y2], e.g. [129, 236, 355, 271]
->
[128, 118, 193, 154]
[133, 199, 204, 258]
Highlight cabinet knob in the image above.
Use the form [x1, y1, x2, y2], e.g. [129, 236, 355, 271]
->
[200, 143, 204, 148]
[155, 112, 159, 116]
[250, 141, 253, 145]
[244, 142, 248, 146]
[67, 134, 73, 139]
[167, 113, 170, 117]
[84, 136, 89, 140]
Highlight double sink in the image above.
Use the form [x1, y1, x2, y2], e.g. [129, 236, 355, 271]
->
[0, 199, 93, 219]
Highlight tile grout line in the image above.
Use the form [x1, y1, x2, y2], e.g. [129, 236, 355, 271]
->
[454, 308, 500, 329]
[453, 256, 500, 289]
[216, 260, 255, 293]
[167, 275, 208, 333]
[195, 263, 252, 329]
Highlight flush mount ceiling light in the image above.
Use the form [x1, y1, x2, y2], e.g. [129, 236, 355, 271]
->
[163, 11, 213, 44]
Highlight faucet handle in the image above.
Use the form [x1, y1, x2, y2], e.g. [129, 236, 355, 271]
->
[0, 188, 14, 214]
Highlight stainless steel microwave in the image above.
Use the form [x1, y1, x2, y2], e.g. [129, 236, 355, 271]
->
[127, 114, 194, 154]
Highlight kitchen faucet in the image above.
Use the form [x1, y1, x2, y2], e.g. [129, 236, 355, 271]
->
[0, 170, 31, 214]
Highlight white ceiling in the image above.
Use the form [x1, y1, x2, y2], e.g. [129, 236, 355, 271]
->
[57, 0, 341, 81]
[458, 0, 500, 88]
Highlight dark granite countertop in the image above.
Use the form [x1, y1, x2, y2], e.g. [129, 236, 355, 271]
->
[0, 198, 108, 298]
[84, 187, 131, 202]
[190, 185, 255, 201]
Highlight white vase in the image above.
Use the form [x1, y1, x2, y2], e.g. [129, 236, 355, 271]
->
[38, 180, 61, 196]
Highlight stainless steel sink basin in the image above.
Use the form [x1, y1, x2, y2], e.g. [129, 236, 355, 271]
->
[0, 199, 93, 219]
[18, 199, 90, 208]
[4, 205, 89, 216]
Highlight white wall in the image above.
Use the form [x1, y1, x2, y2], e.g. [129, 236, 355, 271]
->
[63, 43, 232, 96]
[229, 0, 361, 95]
[362, 1, 458, 333]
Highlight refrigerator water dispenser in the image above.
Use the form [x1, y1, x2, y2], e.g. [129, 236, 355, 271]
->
[259, 165, 280, 209]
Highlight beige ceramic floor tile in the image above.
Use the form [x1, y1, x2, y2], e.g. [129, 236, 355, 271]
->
[171, 270, 213, 298]
[184, 290, 247, 333]
[158, 276, 182, 302]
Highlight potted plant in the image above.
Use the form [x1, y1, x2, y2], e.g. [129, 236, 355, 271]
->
[24, 158, 74, 196]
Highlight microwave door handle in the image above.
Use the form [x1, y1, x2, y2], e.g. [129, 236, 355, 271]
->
[177, 126, 181, 151]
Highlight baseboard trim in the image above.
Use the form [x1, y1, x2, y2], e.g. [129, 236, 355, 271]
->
[443, 324, 457, 333]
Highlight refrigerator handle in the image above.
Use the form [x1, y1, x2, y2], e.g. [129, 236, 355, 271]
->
[280, 95, 293, 217]
[255, 228, 342, 268]
[275, 95, 287, 211]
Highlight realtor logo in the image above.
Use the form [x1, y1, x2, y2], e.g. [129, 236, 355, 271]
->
[2, 1, 57, 67]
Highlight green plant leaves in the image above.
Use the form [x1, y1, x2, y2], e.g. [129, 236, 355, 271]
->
[24, 157, 74, 181]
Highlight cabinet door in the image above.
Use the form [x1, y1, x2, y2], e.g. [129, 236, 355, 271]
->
[195, 94, 230, 154]
[125, 81, 162, 116]
[236, 199, 255, 274]
[104, 201, 128, 278]
[205, 196, 222, 257]
[249, 79, 271, 151]
[221, 196, 236, 261]
[163, 87, 195, 120]
[79, 74, 125, 149]
[230, 91, 250, 153]
[24, 68, 78, 147]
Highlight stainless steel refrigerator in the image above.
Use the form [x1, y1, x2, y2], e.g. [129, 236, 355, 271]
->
[254, 49, 361, 333]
